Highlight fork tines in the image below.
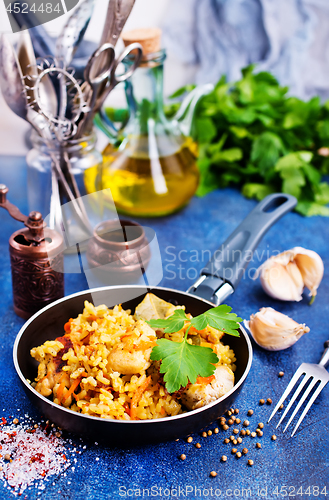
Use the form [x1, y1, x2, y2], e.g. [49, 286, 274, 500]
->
[268, 363, 329, 437]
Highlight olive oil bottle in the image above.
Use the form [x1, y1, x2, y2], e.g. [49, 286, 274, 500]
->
[97, 29, 203, 217]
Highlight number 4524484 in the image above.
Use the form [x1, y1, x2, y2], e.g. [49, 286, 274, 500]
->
[273, 486, 328, 496]
[6, 3, 62, 14]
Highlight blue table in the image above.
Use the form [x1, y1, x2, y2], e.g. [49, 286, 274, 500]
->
[0, 155, 328, 500]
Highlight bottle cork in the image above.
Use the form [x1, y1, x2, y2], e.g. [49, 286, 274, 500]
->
[121, 28, 162, 55]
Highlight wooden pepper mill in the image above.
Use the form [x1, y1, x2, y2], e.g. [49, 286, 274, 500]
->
[0, 184, 64, 319]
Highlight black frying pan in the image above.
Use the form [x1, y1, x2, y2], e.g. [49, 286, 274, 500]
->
[13, 193, 297, 445]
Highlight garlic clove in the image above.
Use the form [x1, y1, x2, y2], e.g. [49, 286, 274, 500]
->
[285, 261, 304, 291]
[259, 261, 304, 302]
[245, 307, 310, 351]
[256, 247, 324, 302]
[292, 247, 324, 298]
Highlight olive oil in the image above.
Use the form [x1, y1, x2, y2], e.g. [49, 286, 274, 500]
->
[101, 138, 199, 217]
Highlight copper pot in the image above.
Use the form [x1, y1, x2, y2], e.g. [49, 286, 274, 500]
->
[86, 219, 151, 284]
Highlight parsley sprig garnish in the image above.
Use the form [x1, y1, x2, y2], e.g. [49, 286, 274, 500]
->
[147, 306, 242, 393]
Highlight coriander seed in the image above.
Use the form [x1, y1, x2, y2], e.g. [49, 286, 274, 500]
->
[267, 398, 272, 404]
[180, 454, 186, 461]
[256, 443, 261, 449]
[257, 430, 263, 437]
[248, 459, 254, 466]
[231, 448, 237, 454]
[13, 418, 19, 425]
[221, 455, 227, 462]
[259, 399, 265, 405]
[236, 452, 242, 458]
[242, 448, 248, 455]
[243, 420, 249, 427]
[279, 404, 284, 410]
[237, 437, 243, 443]
[210, 471, 217, 477]
[214, 428, 219, 434]
[251, 432, 256, 438]
[279, 371, 284, 377]
[230, 435, 235, 441]
[227, 410, 232, 416]
[236, 418, 241, 424]
[246, 430, 251, 436]
[271, 435, 277, 441]
[202, 432, 207, 438]
[187, 436, 193, 443]
[223, 424, 229, 431]
[224, 438, 230, 444]
[228, 419, 234, 425]
[233, 439, 238, 445]
[240, 429, 246, 436]
[233, 428, 239, 434]
[207, 430, 212, 436]
[4, 454, 10, 461]
[247, 409, 254, 416]
[258, 422, 264, 429]
[235, 409, 239, 414]
[195, 443, 201, 449]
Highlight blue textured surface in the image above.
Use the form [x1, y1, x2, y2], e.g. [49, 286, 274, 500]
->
[0, 155, 328, 499]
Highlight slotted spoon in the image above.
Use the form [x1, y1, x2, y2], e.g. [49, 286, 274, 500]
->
[268, 341, 329, 436]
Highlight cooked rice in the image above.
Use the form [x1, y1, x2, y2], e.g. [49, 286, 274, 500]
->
[31, 299, 236, 420]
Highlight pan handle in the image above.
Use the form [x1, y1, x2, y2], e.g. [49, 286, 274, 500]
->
[187, 193, 297, 305]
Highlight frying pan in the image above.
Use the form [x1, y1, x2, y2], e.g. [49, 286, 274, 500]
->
[13, 193, 297, 445]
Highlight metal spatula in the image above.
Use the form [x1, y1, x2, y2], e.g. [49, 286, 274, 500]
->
[268, 341, 329, 437]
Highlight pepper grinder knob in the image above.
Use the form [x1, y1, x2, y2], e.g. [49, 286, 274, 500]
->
[25, 211, 45, 242]
[0, 184, 9, 204]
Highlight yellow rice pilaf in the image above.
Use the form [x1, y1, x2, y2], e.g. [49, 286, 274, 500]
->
[30, 297, 236, 420]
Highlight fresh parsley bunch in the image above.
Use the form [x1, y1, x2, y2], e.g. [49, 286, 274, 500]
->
[147, 305, 241, 394]
[171, 65, 329, 217]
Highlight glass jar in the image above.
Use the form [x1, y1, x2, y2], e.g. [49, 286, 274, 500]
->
[26, 130, 104, 247]
[101, 50, 200, 217]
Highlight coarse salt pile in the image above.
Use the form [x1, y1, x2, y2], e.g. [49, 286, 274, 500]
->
[0, 415, 78, 496]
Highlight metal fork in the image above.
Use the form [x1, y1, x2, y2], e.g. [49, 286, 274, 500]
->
[268, 341, 329, 437]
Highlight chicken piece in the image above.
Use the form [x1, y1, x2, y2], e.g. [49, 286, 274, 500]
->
[107, 348, 152, 375]
[135, 293, 180, 321]
[180, 365, 234, 410]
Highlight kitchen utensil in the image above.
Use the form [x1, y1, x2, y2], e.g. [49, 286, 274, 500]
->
[0, 184, 64, 319]
[56, 0, 94, 118]
[90, 0, 136, 108]
[100, 0, 135, 47]
[0, 34, 28, 120]
[14, 193, 296, 444]
[80, 41, 142, 132]
[268, 341, 329, 437]
[73, 42, 142, 139]
[0, 34, 50, 138]
[17, 30, 57, 117]
[56, 0, 95, 68]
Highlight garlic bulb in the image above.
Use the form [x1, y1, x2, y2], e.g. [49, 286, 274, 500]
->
[245, 307, 310, 351]
[256, 247, 324, 302]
